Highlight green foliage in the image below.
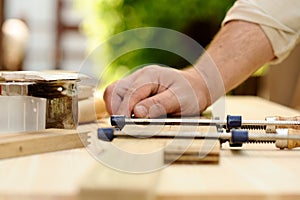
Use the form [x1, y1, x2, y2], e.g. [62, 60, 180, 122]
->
[75, 0, 235, 85]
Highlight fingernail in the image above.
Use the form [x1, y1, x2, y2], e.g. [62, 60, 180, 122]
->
[134, 105, 148, 117]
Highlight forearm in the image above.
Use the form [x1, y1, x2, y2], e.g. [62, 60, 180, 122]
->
[189, 20, 275, 106]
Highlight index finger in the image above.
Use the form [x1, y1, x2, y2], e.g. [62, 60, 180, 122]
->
[116, 81, 159, 117]
[103, 70, 143, 115]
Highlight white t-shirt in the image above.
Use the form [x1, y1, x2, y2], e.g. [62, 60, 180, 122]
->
[222, 0, 300, 64]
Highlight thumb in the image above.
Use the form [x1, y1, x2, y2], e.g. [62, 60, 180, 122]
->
[133, 90, 179, 118]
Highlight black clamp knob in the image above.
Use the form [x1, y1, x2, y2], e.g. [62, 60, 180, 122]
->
[227, 115, 242, 131]
[229, 129, 249, 147]
[110, 115, 126, 130]
[98, 127, 115, 142]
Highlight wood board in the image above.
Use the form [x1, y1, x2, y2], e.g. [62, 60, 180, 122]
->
[0, 129, 89, 159]
[0, 96, 300, 200]
[79, 123, 220, 200]
[79, 96, 300, 200]
[164, 139, 220, 164]
[79, 164, 159, 200]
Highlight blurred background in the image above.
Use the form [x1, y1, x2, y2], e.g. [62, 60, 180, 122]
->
[0, 0, 299, 110]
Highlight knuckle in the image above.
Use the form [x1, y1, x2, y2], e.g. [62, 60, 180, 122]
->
[126, 87, 137, 96]
[103, 84, 114, 100]
[141, 65, 159, 74]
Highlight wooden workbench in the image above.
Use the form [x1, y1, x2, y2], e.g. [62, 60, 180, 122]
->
[0, 96, 299, 200]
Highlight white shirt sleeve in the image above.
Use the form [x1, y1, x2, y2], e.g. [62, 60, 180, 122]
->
[222, 0, 300, 64]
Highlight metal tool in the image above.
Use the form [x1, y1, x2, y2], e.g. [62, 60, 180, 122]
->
[0, 96, 46, 133]
[108, 115, 300, 149]
[110, 115, 300, 131]
[97, 127, 300, 150]
[0, 71, 79, 130]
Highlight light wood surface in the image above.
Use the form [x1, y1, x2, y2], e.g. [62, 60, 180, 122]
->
[0, 96, 300, 200]
[0, 129, 89, 159]
[79, 164, 159, 200]
[164, 139, 220, 164]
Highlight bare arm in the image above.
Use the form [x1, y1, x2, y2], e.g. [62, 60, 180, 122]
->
[207, 20, 274, 92]
[186, 20, 275, 105]
[104, 20, 275, 117]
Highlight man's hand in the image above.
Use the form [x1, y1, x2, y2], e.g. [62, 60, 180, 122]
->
[104, 65, 210, 118]
[104, 21, 275, 118]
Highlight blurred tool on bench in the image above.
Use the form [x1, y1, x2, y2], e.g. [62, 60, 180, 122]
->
[106, 115, 300, 150]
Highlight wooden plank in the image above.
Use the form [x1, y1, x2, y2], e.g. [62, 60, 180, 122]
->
[79, 97, 300, 200]
[0, 96, 300, 200]
[164, 139, 220, 164]
[0, 129, 89, 159]
[79, 124, 161, 199]
[225, 96, 300, 119]
[78, 117, 219, 199]
[79, 164, 159, 200]
[155, 96, 300, 200]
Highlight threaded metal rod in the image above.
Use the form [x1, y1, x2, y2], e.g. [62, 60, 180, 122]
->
[113, 130, 300, 141]
[112, 116, 300, 128]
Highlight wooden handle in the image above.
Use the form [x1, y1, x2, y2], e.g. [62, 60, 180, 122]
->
[78, 97, 108, 123]
[288, 128, 300, 149]
[276, 116, 300, 129]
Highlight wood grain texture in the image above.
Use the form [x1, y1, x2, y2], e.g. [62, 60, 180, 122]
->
[79, 164, 159, 200]
[0, 96, 300, 200]
[80, 96, 300, 200]
[0, 129, 89, 159]
[164, 139, 220, 164]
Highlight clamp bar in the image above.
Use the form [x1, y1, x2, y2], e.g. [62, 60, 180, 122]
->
[111, 115, 300, 130]
[98, 127, 300, 149]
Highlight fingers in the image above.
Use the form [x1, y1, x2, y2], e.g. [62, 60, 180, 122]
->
[104, 74, 136, 114]
[103, 65, 203, 118]
[103, 82, 120, 115]
[116, 82, 158, 117]
[104, 66, 162, 116]
[133, 90, 179, 118]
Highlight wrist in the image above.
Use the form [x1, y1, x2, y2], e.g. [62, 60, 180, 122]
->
[181, 68, 211, 112]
